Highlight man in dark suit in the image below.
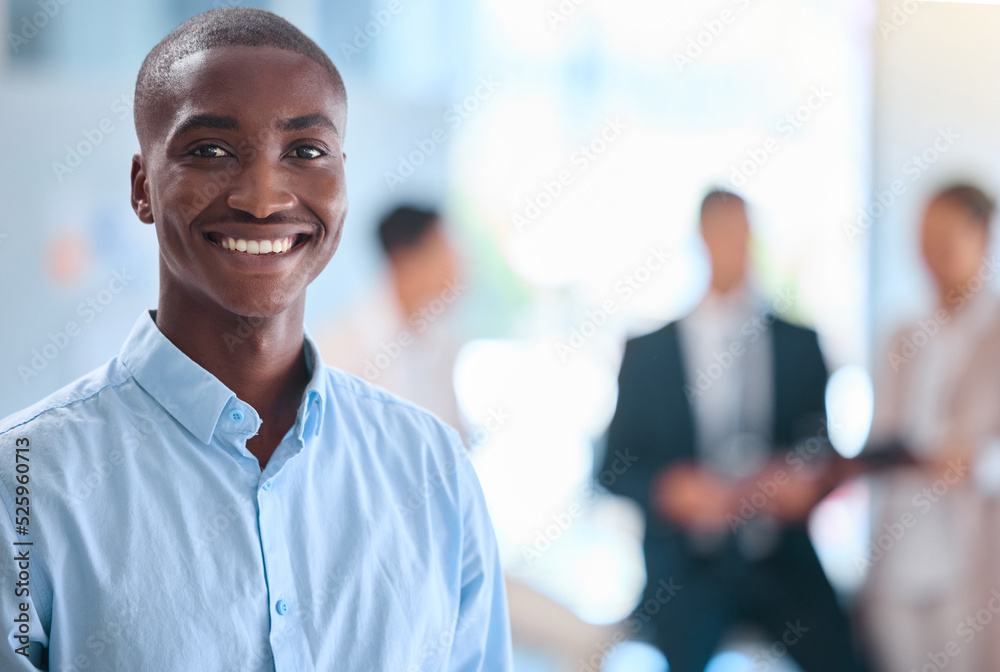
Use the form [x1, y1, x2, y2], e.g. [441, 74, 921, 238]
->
[602, 190, 867, 672]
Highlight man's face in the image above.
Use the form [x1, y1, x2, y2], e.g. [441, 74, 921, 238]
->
[390, 223, 461, 307]
[700, 201, 749, 293]
[131, 45, 347, 318]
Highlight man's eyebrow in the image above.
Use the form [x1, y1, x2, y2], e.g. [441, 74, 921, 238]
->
[278, 114, 339, 135]
[173, 114, 240, 137]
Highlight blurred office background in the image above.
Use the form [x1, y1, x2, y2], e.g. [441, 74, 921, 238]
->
[3, 0, 1000, 670]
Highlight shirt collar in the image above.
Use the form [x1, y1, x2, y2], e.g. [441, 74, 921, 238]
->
[300, 326, 327, 438]
[120, 310, 327, 445]
[687, 282, 758, 335]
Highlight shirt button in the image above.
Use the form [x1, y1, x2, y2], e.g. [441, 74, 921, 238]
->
[275, 599, 289, 616]
[261, 480, 273, 491]
[230, 409, 245, 423]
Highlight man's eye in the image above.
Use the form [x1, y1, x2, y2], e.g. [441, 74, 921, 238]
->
[290, 146, 325, 159]
[191, 145, 230, 158]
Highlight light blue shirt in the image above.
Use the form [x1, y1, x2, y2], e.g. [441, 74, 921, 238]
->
[0, 311, 512, 671]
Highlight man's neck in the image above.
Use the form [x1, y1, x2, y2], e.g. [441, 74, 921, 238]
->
[155, 292, 310, 469]
[709, 274, 745, 297]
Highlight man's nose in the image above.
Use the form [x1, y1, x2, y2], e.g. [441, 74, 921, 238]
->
[226, 158, 296, 219]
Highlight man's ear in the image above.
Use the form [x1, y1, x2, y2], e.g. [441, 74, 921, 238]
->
[130, 152, 154, 224]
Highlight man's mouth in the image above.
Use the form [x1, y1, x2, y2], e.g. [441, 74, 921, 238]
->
[204, 232, 310, 255]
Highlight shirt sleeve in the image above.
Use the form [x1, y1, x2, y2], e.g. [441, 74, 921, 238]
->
[0, 478, 48, 670]
[444, 449, 513, 671]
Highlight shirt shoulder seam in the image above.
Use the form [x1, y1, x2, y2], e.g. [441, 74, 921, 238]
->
[0, 373, 134, 438]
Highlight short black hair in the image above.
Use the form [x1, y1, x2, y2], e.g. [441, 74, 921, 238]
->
[700, 188, 745, 222]
[377, 206, 440, 255]
[134, 7, 346, 148]
[932, 183, 995, 229]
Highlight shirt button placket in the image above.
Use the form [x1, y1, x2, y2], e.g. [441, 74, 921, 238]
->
[257, 477, 301, 670]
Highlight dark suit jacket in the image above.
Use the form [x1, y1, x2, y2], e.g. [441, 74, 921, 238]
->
[602, 317, 832, 602]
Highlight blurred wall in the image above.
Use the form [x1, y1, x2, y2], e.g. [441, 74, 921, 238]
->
[871, 0, 1000, 349]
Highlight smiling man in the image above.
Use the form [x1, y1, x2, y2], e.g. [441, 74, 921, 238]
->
[0, 8, 511, 671]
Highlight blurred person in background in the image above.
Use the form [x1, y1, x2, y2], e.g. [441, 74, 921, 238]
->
[320, 205, 465, 429]
[861, 184, 1000, 672]
[601, 190, 868, 672]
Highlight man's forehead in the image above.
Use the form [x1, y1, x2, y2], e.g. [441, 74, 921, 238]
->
[172, 45, 331, 88]
[703, 201, 747, 219]
[158, 46, 345, 135]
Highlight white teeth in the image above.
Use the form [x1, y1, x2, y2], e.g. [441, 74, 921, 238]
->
[221, 236, 295, 255]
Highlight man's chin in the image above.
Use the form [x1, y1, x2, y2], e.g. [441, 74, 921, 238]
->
[213, 290, 304, 323]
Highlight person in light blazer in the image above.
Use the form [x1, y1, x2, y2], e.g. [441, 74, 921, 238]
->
[862, 183, 1000, 672]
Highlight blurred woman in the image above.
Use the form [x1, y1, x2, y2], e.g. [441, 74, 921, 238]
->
[862, 184, 1000, 672]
